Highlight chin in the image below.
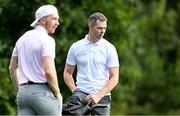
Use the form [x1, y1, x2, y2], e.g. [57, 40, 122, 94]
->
[99, 36, 103, 39]
[98, 35, 103, 39]
[50, 30, 55, 34]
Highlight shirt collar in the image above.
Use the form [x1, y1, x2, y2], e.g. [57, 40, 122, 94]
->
[84, 34, 104, 45]
[34, 25, 48, 34]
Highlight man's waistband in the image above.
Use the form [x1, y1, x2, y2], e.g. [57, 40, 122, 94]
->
[20, 81, 48, 86]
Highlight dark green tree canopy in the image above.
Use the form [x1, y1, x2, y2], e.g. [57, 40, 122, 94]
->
[0, 0, 179, 115]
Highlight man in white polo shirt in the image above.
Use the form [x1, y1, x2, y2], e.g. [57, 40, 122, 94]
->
[9, 5, 62, 115]
[63, 12, 119, 115]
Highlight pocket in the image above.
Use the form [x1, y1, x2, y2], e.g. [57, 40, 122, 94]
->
[31, 92, 57, 100]
[67, 95, 82, 105]
[58, 97, 63, 114]
[63, 95, 90, 115]
[99, 95, 111, 104]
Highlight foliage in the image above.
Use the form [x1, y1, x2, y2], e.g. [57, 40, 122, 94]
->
[0, 0, 179, 115]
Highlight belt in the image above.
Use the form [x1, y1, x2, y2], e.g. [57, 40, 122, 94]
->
[20, 81, 48, 86]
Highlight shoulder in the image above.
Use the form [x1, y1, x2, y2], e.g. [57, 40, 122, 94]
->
[101, 38, 115, 48]
[71, 38, 86, 48]
[47, 35, 55, 41]
[42, 35, 55, 47]
[15, 31, 30, 45]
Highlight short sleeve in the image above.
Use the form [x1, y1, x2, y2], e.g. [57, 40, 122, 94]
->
[107, 45, 119, 67]
[12, 45, 18, 57]
[66, 44, 76, 65]
[42, 37, 55, 58]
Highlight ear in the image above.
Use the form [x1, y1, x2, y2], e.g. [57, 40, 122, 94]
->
[39, 17, 46, 25]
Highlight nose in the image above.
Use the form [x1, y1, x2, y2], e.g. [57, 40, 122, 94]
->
[101, 28, 106, 33]
[57, 20, 60, 26]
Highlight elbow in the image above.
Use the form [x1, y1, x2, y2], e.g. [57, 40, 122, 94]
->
[114, 77, 119, 86]
[63, 71, 68, 80]
[113, 75, 119, 87]
[8, 66, 11, 72]
[8, 65, 15, 74]
[44, 67, 54, 79]
[63, 70, 72, 82]
[8, 64, 13, 71]
[116, 78, 119, 86]
[44, 70, 52, 78]
[63, 68, 69, 78]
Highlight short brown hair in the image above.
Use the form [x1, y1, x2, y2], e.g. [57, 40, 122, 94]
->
[88, 12, 107, 27]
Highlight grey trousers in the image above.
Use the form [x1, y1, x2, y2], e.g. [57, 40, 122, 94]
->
[16, 84, 62, 115]
[63, 88, 111, 115]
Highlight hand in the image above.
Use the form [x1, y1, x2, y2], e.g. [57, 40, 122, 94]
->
[54, 92, 62, 98]
[85, 93, 103, 104]
[71, 87, 76, 93]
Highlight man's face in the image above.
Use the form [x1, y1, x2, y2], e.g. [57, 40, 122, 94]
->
[90, 20, 107, 40]
[44, 14, 59, 34]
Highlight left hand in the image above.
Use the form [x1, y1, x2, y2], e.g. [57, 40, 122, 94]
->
[85, 93, 103, 104]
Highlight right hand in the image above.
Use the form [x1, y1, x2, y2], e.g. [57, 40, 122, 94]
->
[54, 92, 62, 98]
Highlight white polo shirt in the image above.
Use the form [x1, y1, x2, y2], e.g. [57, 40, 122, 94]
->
[12, 26, 55, 84]
[66, 35, 119, 94]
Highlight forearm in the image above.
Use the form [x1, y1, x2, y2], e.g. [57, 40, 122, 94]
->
[45, 68, 60, 97]
[99, 76, 118, 98]
[85, 76, 119, 104]
[43, 56, 61, 97]
[9, 68, 19, 91]
[98, 67, 119, 98]
[64, 75, 76, 92]
[63, 64, 76, 92]
[9, 56, 19, 91]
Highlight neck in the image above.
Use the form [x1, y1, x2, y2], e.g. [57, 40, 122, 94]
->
[35, 25, 49, 34]
[88, 34, 99, 44]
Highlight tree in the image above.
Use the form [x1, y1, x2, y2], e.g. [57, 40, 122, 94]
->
[0, 0, 179, 115]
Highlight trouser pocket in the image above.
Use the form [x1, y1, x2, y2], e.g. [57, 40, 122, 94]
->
[62, 94, 90, 115]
